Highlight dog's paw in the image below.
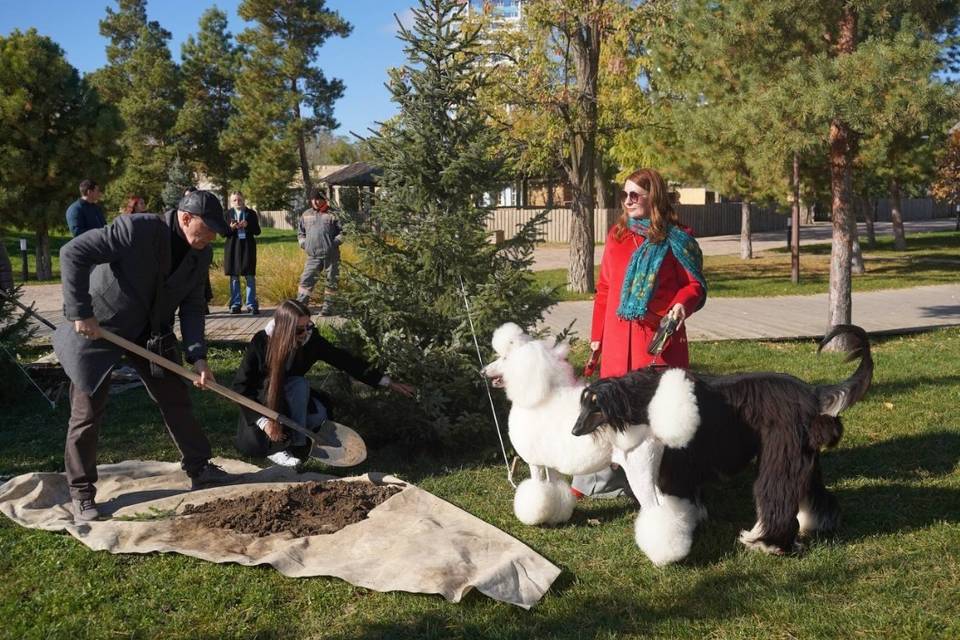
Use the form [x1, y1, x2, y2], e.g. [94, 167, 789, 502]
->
[634, 497, 698, 566]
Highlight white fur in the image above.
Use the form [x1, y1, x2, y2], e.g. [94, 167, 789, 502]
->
[647, 368, 700, 449]
[514, 477, 577, 525]
[797, 499, 817, 535]
[634, 495, 700, 566]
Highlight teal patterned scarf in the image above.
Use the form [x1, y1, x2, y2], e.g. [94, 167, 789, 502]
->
[616, 218, 707, 321]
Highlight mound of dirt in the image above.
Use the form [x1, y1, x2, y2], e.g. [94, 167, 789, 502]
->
[181, 480, 402, 537]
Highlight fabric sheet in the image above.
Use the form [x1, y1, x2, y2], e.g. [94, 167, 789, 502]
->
[0, 458, 559, 609]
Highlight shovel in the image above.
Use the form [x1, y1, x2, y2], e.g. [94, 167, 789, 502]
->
[98, 328, 367, 467]
[0, 290, 366, 467]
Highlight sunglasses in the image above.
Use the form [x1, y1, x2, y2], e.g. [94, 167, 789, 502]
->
[296, 322, 313, 335]
[620, 190, 648, 204]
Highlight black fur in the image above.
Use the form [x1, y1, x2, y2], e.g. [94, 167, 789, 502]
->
[573, 325, 873, 554]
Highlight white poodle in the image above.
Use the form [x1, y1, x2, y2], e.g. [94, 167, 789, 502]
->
[483, 323, 662, 526]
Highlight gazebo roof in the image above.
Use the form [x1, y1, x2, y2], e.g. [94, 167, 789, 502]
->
[320, 161, 381, 187]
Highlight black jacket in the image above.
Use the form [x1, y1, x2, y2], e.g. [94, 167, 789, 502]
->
[231, 326, 384, 456]
[223, 207, 261, 276]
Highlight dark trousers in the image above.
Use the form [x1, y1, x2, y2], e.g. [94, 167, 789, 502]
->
[64, 355, 212, 500]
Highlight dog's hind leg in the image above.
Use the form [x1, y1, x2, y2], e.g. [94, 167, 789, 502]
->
[798, 457, 840, 536]
[740, 435, 809, 555]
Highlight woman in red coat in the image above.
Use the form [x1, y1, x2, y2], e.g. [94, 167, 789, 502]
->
[573, 167, 707, 498]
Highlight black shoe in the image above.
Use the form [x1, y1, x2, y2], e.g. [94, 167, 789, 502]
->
[189, 462, 236, 490]
[318, 306, 334, 317]
[249, 307, 260, 316]
[72, 497, 100, 521]
[230, 306, 241, 315]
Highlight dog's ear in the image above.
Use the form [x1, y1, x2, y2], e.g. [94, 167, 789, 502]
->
[492, 322, 528, 356]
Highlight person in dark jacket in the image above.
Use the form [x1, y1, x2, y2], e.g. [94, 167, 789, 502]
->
[224, 191, 261, 315]
[54, 190, 235, 521]
[232, 298, 415, 468]
[65, 179, 107, 237]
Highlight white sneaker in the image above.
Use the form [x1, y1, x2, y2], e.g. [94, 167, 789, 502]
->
[267, 450, 302, 468]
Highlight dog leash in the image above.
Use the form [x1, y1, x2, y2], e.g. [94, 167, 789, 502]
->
[457, 275, 517, 489]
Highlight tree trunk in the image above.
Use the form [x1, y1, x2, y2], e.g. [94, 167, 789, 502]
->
[824, 5, 857, 352]
[850, 207, 864, 275]
[862, 195, 876, 246]
[740, 200, 752, 259]
[565, 9, 601, 294]
[35, 225, 52, 281]
[292, 80, 313, 199]
[801, 200, 814, 224]
[791, 152, 800, 284]
[889, 178, 907, 250]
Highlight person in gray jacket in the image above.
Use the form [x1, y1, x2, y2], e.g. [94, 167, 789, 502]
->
[296, 189, 342, 316]
[54, 190, 234, 522]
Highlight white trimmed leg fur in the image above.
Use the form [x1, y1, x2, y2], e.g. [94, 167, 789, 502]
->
[513, 466, 576, 526]
[634, 494, 699, 566]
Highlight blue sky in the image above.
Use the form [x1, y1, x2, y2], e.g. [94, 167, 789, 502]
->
[0, 0, 418, 137]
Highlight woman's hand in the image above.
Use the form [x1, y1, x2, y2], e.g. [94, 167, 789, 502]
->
[388, 381, 416, 398]
[668, 303, 686, 325]
[264, 420, 286, 442]
[590, 341, 601, 352]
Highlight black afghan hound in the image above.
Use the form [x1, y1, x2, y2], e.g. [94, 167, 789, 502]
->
[572, 325, 873, 565]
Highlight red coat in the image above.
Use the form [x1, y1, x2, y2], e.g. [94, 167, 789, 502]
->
[591, 224, 706, 377]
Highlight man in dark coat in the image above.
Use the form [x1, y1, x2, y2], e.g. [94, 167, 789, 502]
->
[224, 191, 261, 315]
[65, 179, 107, 237]
[54, 190, 234, 521]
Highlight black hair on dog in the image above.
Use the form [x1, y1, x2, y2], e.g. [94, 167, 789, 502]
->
[573, 325, 872, 556]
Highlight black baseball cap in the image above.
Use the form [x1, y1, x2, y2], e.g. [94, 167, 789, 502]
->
[178, 190, 228, 235]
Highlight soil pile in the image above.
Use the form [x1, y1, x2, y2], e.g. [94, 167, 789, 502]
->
[181, 480, 402, 537]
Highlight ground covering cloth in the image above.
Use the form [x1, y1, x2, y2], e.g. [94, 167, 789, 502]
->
[0, 458, 560, 609]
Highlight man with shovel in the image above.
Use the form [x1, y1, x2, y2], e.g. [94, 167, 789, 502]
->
[54, 190, 235, 522]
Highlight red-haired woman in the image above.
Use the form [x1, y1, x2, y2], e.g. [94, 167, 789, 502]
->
[573, 168, 707, 498]
[232, 299, 414, 467]
[121, 195, 147, 214]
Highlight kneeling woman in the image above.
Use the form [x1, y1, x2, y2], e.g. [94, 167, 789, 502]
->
[232, 299, 414, 467]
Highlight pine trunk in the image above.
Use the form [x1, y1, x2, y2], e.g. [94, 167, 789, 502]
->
[35, 225, 52, 281]
[889, 178, 907, 250]
[292, 81, 313, 199]
[739, 200, 752, 259]
[824, 5, 857, 352]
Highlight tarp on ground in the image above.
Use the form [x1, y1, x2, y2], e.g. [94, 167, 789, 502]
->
[0, 458, 559, 609]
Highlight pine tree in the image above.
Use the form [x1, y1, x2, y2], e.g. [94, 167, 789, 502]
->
[0, 29, 120, 278]
[224, 0, 351, 207]
[339, 0, 555, 448]
[161, 156, 194, 210]
[175, 8, 241, 203]
[90, 0, 181, 210]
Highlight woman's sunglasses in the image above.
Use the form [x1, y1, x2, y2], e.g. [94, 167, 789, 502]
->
[296, 322, 313, 335]
[620, 190, 648, 204]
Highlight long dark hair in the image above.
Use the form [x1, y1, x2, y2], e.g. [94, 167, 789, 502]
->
[264, 299, 312, 413]
[614, 168, 679, 243]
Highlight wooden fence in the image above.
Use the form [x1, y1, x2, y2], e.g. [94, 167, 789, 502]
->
[486, 203, 788, 243]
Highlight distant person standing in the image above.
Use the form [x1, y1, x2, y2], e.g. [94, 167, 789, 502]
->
[65, 179, 107, 237]
[0, 239, 13, 292]
[296, 189, 342, 316]
[121, 195, 147, 215]
[224, 191, 261, 315]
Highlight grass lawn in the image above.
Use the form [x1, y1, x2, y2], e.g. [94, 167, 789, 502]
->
[536, 231, 960, 301]
[2, 225, 297, 286]
[1, 329, 959, 639]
